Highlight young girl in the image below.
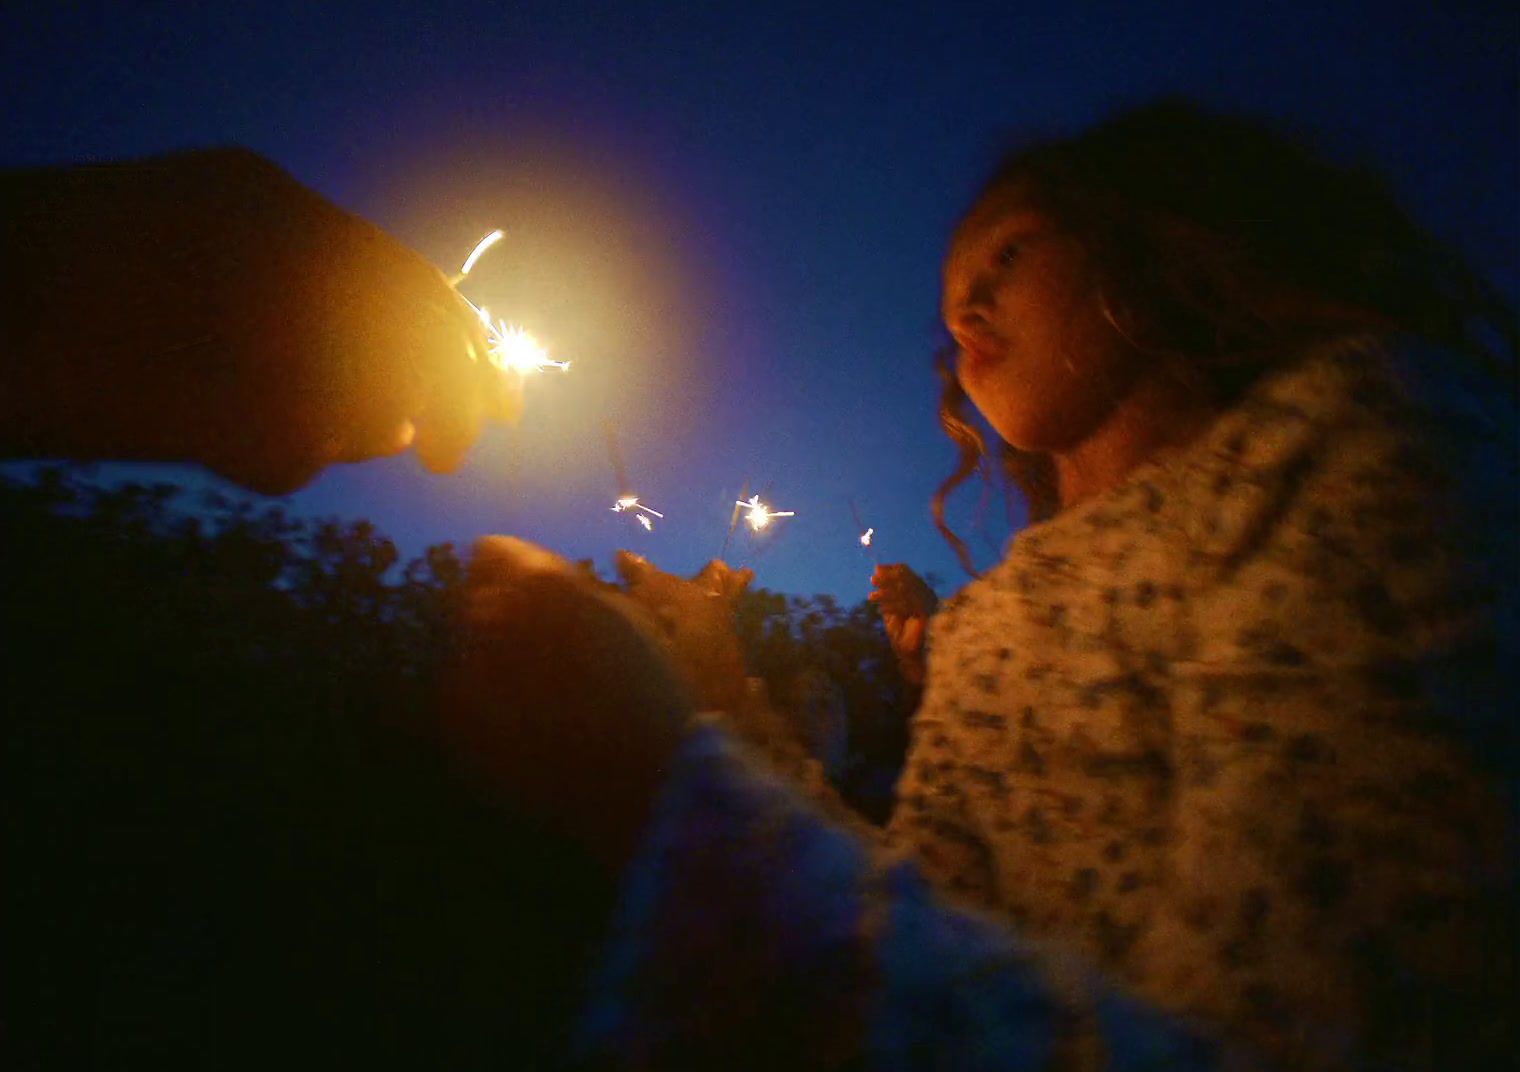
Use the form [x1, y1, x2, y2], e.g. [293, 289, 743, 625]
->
[870, 99, 1518, 1066]
[451, 100, 1515, 1069]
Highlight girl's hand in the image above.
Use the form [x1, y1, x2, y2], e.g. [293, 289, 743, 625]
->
[3, 149, 513, 494]
[440, 536, 695, 872]
[869, 563, 938, 687]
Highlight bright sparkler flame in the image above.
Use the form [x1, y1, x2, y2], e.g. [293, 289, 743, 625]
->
[860, 527, 874, 547]
[612, 495, 664, 530]
[612, 495, 664, 517]
[455, 229, 569, 375]
[480, 314, 569, 375]
[736, 494, 795, 532]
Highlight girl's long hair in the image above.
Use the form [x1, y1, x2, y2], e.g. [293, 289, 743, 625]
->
[933, 98, 1517, 577]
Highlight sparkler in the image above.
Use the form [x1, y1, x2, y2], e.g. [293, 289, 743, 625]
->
[611, 494, 665, 531]
[604, 423, 661, 532]
[735, 494, 795, 532]
[455, 229, 570, 376]
[719, 478, 750, 560]
[480, 319, 569, 375]
[849, 496, 880, 569]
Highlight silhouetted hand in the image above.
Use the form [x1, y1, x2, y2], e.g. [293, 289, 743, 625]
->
[869, 562, 938, 686]
[440, 536, 695, 872]
[2, 148, 513, 493]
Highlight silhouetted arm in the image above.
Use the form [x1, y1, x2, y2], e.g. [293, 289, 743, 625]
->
[1, 151, 506, 494]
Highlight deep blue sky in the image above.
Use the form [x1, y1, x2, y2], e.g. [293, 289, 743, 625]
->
[4, 2, 1515, 598]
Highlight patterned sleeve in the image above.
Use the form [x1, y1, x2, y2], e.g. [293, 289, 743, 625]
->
[707, 648, 1002, 904]
[576, 723, 1229, 1071]
[1131, 357, 1515, 1067]
[884, 698, 999, 905]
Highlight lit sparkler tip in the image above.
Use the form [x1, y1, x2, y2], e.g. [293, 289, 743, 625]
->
[480, 318, 564, 375]
[453, 229, 568, 376]
[459, 229, 505, 276]
[736, 494, 794, 532]
[612, 495, 664, 527]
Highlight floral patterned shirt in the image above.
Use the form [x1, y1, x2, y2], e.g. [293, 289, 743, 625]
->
[893, 335, 1514, 1065]
[582, 336, 1515, 1069]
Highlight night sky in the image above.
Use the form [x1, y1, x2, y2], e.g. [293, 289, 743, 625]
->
[4, 2, 1514, 598]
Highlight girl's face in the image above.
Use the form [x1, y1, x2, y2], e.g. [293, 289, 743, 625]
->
[941, 189, 1138, 454]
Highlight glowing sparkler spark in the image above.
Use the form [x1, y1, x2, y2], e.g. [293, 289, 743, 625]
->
[459, 229, 505, 277]
[848, 496, 879, 568]
[454, 229, 569, 375]
[612, 495, 664, 517]
[479, 313, 569, 375]
[612, 495, 664, 530]
[736, 494, 795, 532]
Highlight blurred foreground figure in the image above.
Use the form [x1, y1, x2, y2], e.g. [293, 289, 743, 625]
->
[1, 148, 515, 492]
[449, 101, 1517, 1070]
[2, 149, 534, 1070]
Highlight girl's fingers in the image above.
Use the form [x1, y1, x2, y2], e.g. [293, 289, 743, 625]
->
[412, 307, 493, 473]
[901, 617, 925, 654]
